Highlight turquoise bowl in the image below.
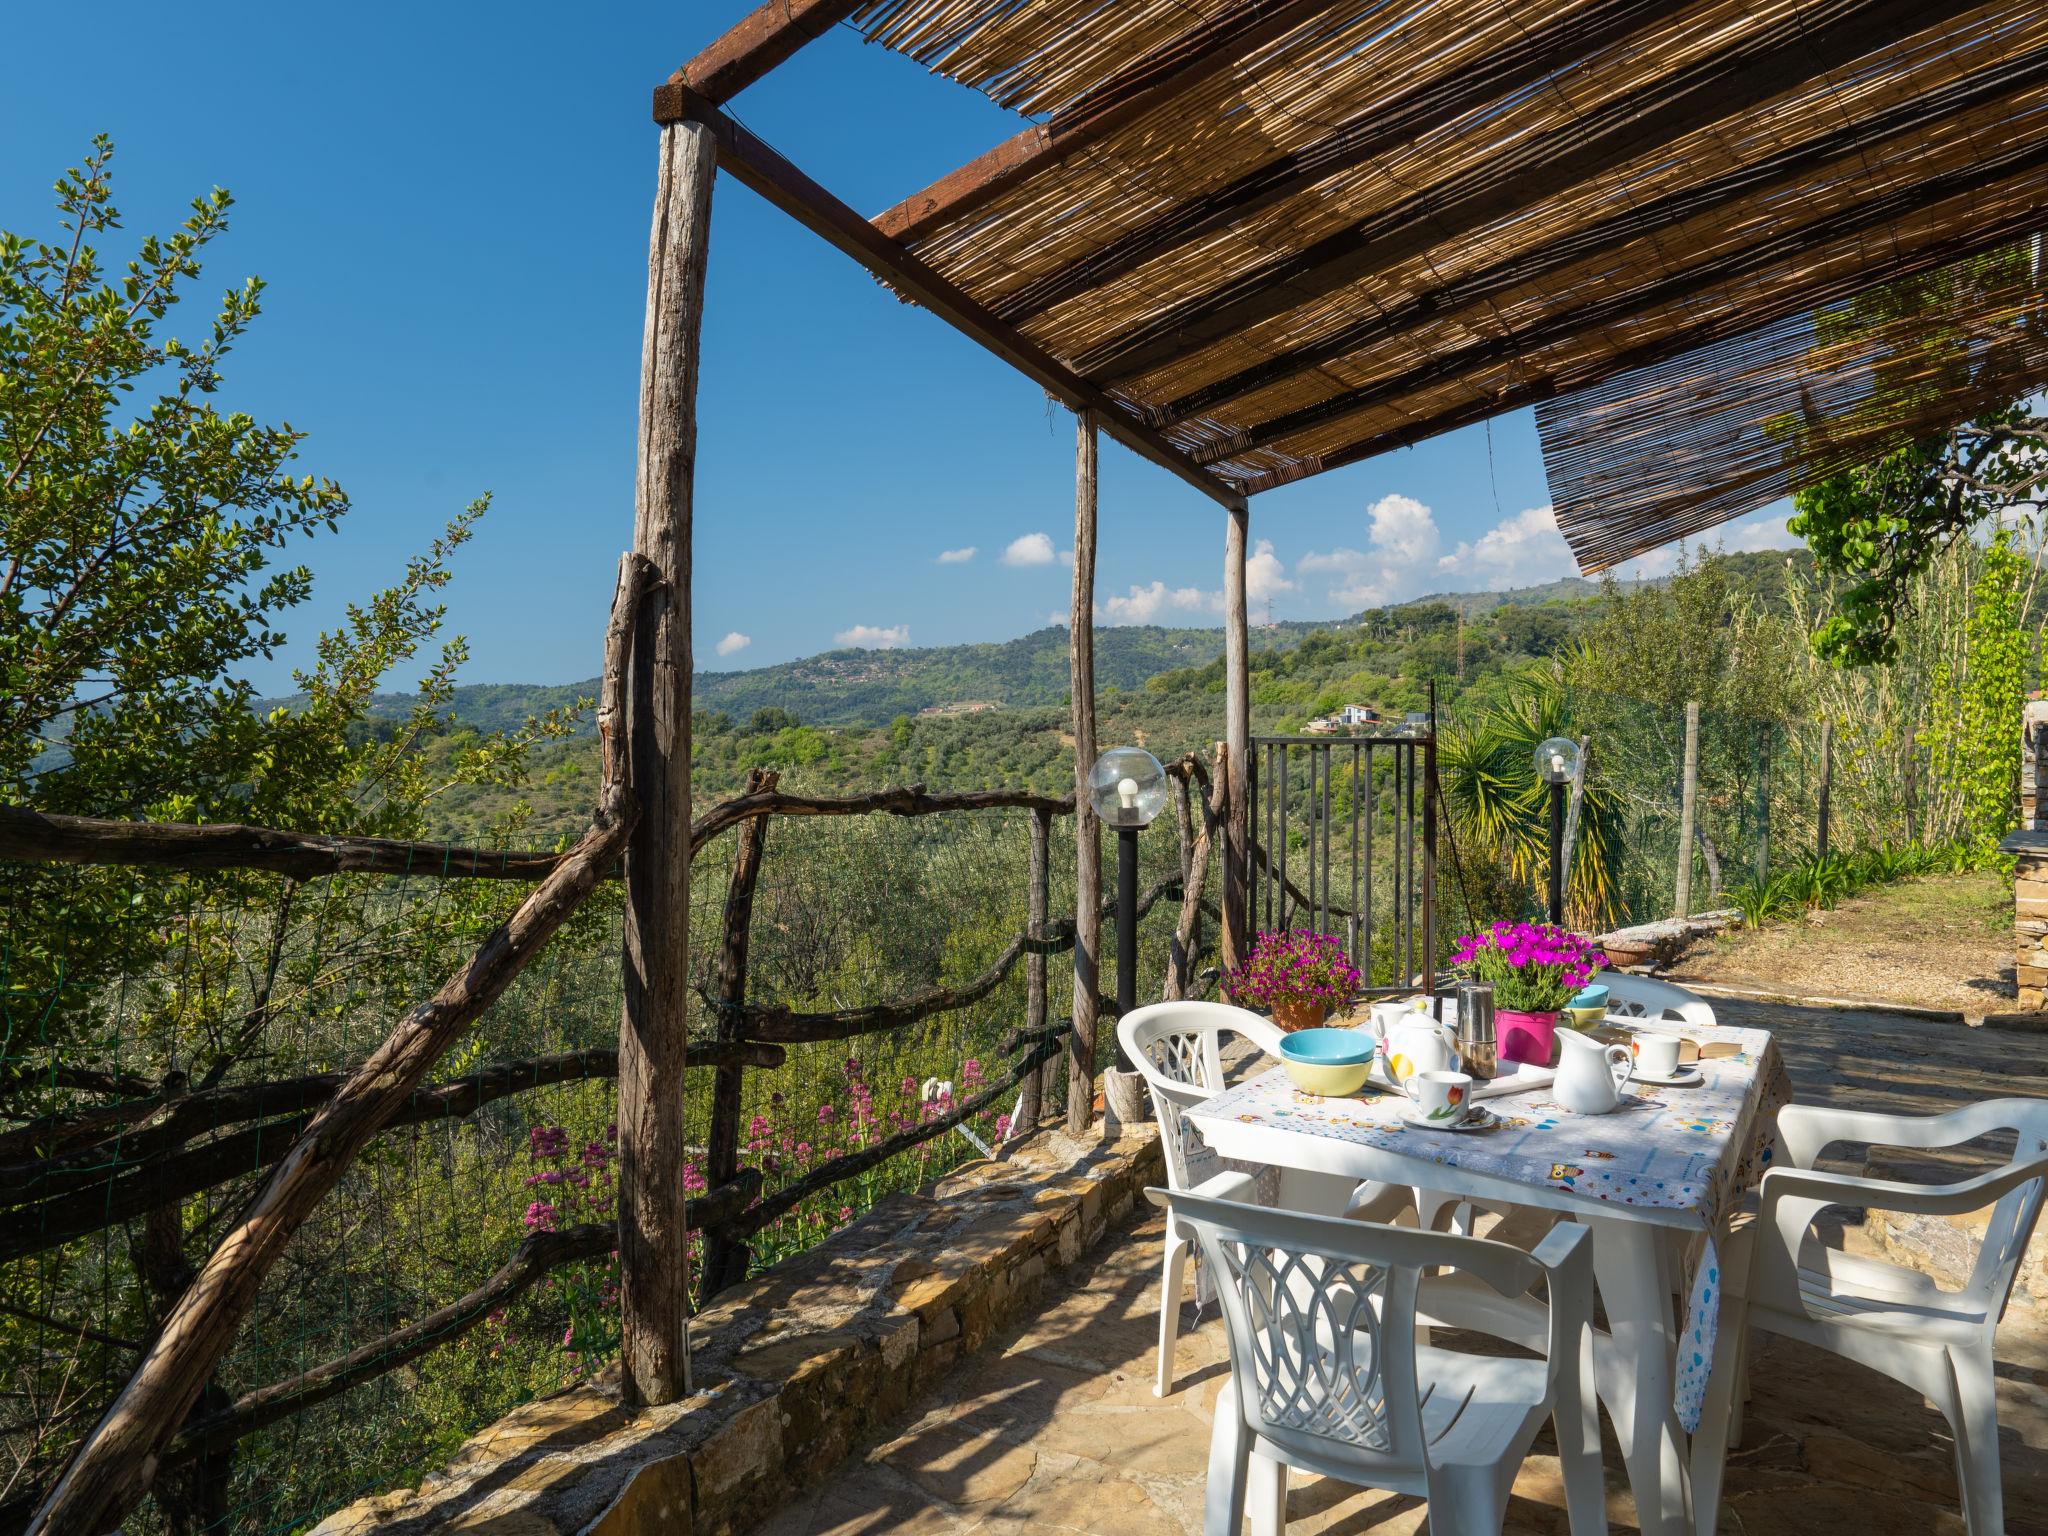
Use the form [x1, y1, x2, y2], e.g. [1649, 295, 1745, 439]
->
[1278, 1027, 1376, 1096]
[1566, 983, 1611, 1028]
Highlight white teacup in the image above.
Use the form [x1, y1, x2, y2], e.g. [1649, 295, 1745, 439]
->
[1405, 1069, 1473, 1123]
[1631, 1033, 1683, 1079]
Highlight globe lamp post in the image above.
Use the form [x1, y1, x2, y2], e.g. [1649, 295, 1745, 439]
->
[1534, 736, 1581, 925]
[1088, 747, 1168, 1070]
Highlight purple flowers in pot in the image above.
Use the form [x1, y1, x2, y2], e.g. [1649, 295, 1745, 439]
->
[1452, 920, 1606, 1014]
[1225, 929, 1363, 1013]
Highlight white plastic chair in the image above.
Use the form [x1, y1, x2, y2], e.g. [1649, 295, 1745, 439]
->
[1692, 1098, 2048, 1535]
[1118, 1001, 1409, 1397]
[1601, 971, 1716, 1027]
[1158, 1172, 1606, 1536]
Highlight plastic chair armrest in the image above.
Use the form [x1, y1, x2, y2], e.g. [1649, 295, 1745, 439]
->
[1759, 1157, 2048, 1220]
[1776, 1100, 2027, 1170]
[1146, 1169, 1260, 1211]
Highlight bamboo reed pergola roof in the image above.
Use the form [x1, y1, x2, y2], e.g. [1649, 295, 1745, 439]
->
[666, 0, 2048, 568]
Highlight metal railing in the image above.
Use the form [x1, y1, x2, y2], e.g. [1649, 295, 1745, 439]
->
[1246, 700, 1436, 997]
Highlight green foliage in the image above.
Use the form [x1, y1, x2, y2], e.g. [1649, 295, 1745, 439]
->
[1727, 840, 1994, 930]
[1570, 549, 1809, 721]
[1435, 666, 1622, 930]
[1921, 531, 2029, 851]
[1, 136, 346, 813]
[0, 146, 592, 1530]
[1786, 246, 2048, 666]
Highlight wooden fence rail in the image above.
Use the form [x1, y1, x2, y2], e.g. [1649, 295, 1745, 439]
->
[1, 737, 1227, 1524]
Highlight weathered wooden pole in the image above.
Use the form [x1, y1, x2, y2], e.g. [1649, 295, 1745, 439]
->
[1754, 725, 1773, 881]
[619, 118, 713, 1405]
[1019, 807, 1051, 1129]
[1220, 499, 1252, 972]
[1676, 700, 1700, 918]
[1068, 410, 1100, 1135]
[702, 767, 775, 1297]
[1816, 717, 1834, 859]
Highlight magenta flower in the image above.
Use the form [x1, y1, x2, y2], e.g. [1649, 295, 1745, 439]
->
[1452, 922, 1606, 1012]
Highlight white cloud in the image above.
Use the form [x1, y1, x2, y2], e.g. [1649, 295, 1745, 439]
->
[835, 623, 910, 649]
[1301, 493, 1446, 608]
[1098, 581, 1214, 625]
[1002, 532, 1057, 567]
[936, 546, 977, 564]
[1245, 538, 1295, 608]
[1437, 504, 1576, 591]
[1719, 512, 1802, 554]
[714, 631, 751, 657]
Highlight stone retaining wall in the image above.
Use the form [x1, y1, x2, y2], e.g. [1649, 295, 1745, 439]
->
[311, 1126, 1163, 1536]
[2005, 698, 2048, 1009]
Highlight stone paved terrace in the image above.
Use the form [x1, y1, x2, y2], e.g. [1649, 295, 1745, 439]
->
[760, 999, 2048, 1536]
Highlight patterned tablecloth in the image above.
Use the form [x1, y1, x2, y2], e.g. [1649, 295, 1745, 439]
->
[1186, 1015, 1792, 1432]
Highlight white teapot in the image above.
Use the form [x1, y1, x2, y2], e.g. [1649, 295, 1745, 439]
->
[1374, 1001, 1459, 1086]
[1552, 1027, 1632, 1114]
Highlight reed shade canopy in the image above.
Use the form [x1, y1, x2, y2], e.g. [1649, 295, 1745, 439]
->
[1537, 241, 2048, 570]
[667, 0, 2048, 566]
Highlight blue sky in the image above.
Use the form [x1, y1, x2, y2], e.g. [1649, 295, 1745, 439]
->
[3, 1, 1797, 690]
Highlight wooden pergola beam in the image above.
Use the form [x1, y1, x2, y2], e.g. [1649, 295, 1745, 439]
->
[992, 0, 1670, 324]
[1201, 132, 2048, 470]
[1075, 0, 1978, 386]
[1240, 196, 2048, 500]
[872, 0, 1349, 247]
[1161, 40, 2048, 430]
[652, 84, 1247, 511]
[677, 0, 868, 104]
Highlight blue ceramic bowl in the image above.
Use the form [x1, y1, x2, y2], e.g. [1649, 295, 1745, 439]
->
[1278, 1027, 1376, 1095]
[1566, 983, 1611, 1027]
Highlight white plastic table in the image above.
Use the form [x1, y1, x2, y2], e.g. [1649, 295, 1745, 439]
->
[1184, 1018, 1788, 1536]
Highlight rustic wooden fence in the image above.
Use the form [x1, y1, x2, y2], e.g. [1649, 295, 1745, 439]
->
[0, 614, 1225, 1536]
[689, 756, 1224, 1293]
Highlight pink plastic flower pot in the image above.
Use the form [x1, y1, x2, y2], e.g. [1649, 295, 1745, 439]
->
[1497, 1008, 1560, 1067]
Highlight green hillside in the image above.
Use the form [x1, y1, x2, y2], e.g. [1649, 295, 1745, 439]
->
[359, 552, 1804, 742]
[394, 549, 1810, 843]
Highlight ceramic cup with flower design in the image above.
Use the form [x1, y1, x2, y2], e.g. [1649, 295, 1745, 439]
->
[1405, 1069, 1473, 1123]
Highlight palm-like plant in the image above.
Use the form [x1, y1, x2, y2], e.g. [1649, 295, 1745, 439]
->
[1437, 668, 1621, 930]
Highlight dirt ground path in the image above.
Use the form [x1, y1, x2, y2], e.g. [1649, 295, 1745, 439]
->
[1662, 870, 2014, 1014]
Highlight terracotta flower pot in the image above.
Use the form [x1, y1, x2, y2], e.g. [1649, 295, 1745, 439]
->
[1497, 1008, 1560, 1067]
[1270, 998, 1329, 1033]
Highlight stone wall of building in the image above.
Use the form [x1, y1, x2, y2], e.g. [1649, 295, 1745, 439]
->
[2003, 700, 2048, 1008]
[309, 1126, 1163, 1536]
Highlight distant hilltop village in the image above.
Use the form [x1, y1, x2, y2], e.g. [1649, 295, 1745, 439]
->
[1302, 703, 1381, 734]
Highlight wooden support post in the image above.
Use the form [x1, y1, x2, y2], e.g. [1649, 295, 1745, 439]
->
[1068, 410, 1100, 1135]
[1817, 718, 1834, 859]
[1755, 726, 1773, 881]
[702, 767, 776, 1298]
[1019, 807, 1051, 1130]
[1221, 500, 1252, 972]
[1676, 700, 1700, 919]
[619, 118, 713, 1406]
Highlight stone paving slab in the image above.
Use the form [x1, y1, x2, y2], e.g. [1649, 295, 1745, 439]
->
[759, 999, 2048, 1535]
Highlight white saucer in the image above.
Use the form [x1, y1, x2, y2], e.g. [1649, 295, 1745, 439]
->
[1628, 1066, 1703, 1087]
[1399, 1104, 1501, 1133]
